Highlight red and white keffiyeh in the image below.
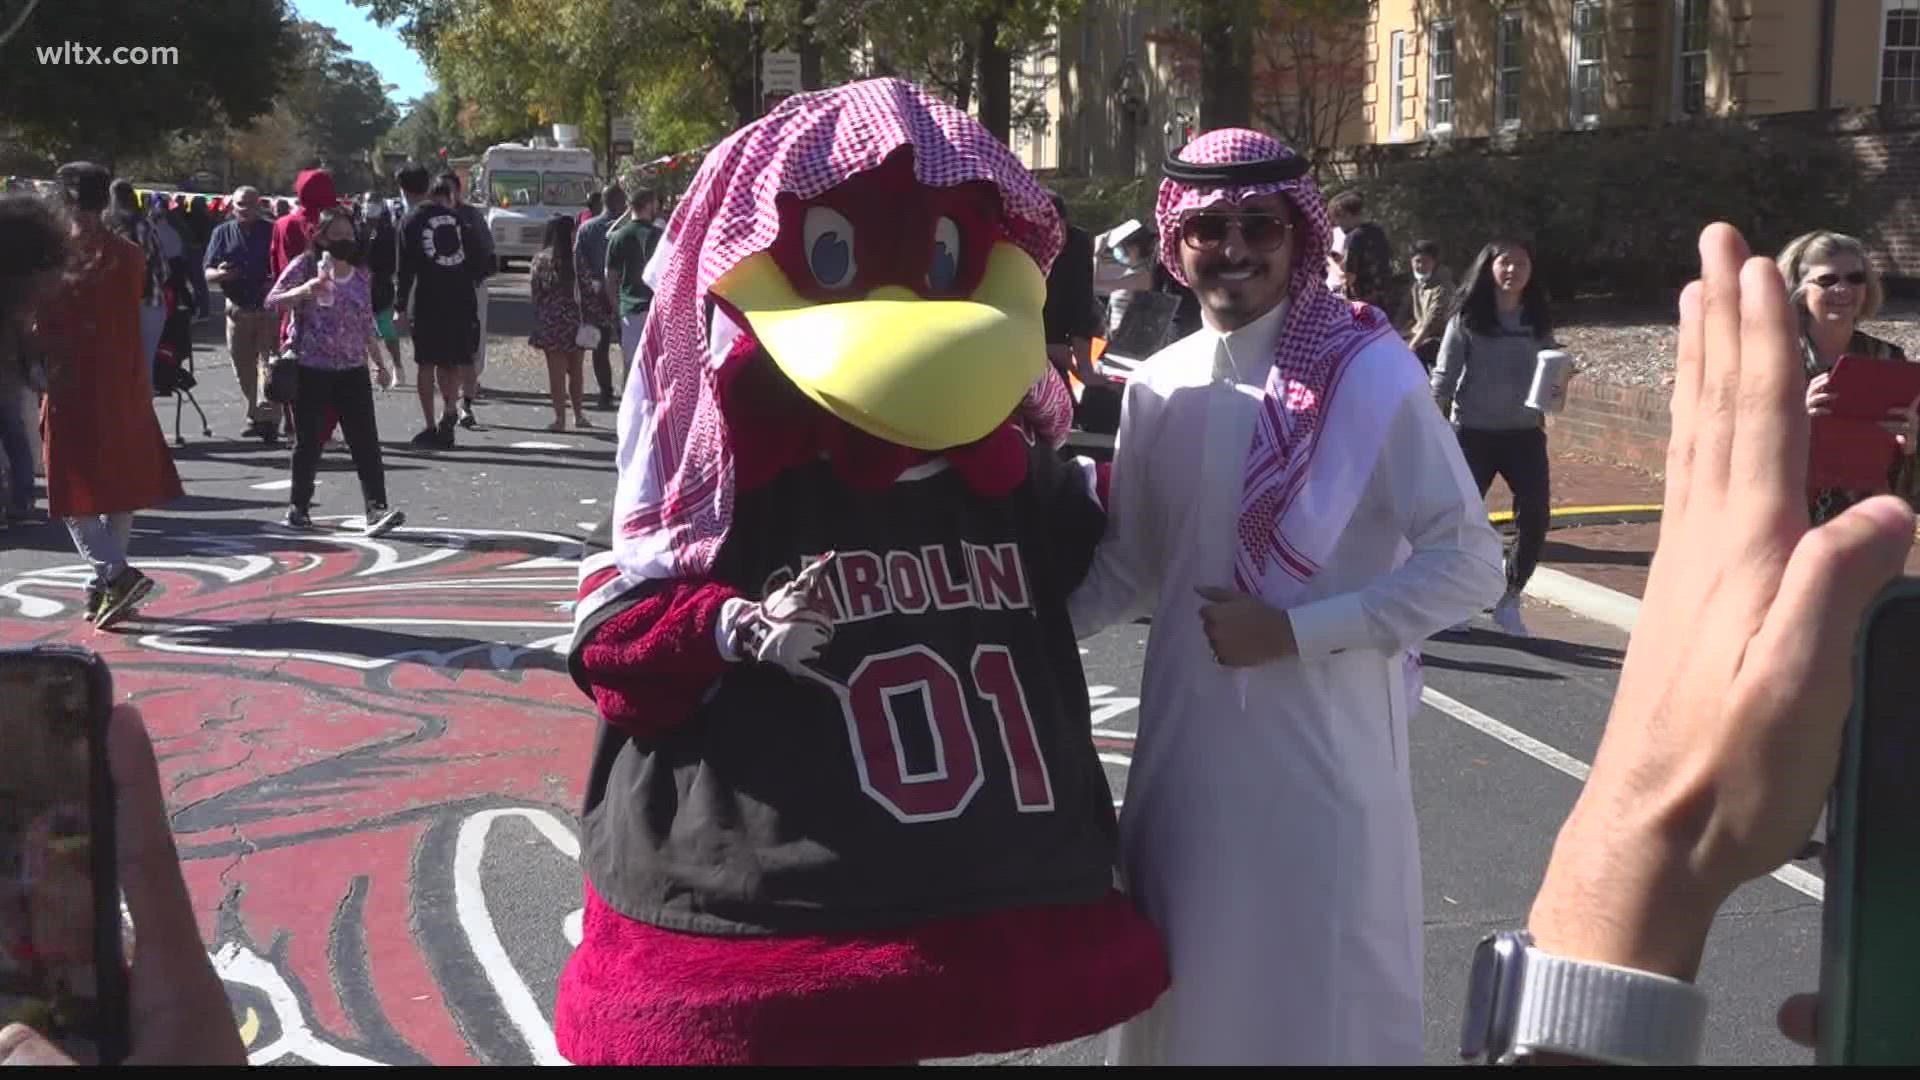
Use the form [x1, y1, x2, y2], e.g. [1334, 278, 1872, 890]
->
[1155, 129, 1394, 592]
[603, 77, 1068, 595]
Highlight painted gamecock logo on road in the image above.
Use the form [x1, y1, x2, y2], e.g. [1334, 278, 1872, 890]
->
[1, 521, 596, 1065]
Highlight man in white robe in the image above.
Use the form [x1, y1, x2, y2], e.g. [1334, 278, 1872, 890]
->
[1071, 129, 1506, 1064]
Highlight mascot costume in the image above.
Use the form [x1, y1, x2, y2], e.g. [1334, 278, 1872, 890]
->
[559, 78, 1170, 1065]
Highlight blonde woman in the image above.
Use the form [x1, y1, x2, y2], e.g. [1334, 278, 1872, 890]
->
[1778, 230, 1920, 524]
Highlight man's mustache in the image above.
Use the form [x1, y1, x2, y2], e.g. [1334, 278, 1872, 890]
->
[1195, 261, 1265, 277]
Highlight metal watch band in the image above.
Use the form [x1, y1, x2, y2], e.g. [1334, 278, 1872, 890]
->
[1507, 948, 1708, 1065]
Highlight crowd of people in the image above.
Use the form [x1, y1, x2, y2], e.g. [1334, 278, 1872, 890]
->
[0, 75, 1917, 1066]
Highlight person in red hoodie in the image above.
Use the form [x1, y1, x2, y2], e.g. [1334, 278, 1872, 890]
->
[557, 79, 1168, 1066]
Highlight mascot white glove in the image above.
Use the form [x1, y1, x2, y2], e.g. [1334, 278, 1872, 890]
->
[718, 552, 837, 676]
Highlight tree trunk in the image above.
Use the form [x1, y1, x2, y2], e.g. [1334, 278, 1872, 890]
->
[798, 0, 823, 89]
[1199, 1, 1254, 131]
[951, 38, 977, 114]
[976, 13, 1011, 144]
[602, 82, 616, 178]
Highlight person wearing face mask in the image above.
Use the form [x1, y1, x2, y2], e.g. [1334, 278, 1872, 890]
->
[1070, 130, 1504, 1065]
[1780, 230, 1920, 526]
[1400, 238, 1454, 372]
[1431, 237, 1559, 638]
[265, 207, 403, 536]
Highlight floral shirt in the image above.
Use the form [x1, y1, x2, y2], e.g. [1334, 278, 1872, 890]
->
[267, 254, 375, 370]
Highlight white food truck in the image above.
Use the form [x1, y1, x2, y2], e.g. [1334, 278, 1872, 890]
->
[470, 135, 599, 271]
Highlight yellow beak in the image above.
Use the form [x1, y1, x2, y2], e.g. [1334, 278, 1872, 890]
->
[709, 241, 1049, 451]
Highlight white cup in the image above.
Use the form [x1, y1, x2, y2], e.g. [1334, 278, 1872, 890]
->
[1527, 349, 1574, 414]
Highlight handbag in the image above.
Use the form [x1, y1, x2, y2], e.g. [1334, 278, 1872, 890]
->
[263, 344, 300, 405]
[570, 264, 600, 349]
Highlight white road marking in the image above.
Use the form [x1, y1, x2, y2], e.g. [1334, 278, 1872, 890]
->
[213, 943, 388, 1066]
[1422, 687, 1822, 902]
[453, 809, 580, 1067]
[510, 440, 573, 451]
[576, 521, 596, 530]
[250, 477, 298, 490]
[1097, 752, 1132, 768]
[579, 498, 598, 505]
[1525, 567, 1641, 633]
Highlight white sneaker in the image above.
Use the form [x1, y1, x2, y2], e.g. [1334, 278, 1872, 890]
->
[1492, 595, 1530, 638]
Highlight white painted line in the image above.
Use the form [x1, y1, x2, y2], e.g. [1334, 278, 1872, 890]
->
[1422, 687, 1821, 902]
[576, 521, 596, 530]
[510, 440, 573, 451]
[1097, 752, 1132, 767]
[250, 478, 297, 491]
[1524, 567, 1640, 633]
[1422, 688, 1589, 780]
[454, 809, 580, 1066]
[579, 498, 598, 505]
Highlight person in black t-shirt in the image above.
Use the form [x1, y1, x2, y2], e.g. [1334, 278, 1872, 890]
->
[396, 178, 479, 448]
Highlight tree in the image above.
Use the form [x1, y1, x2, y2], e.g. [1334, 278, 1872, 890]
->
[285, 21, 400, 186]
[1252, 0, 1370, 159]
[0, 0, 297, 166]
[828, 0, 1078, 144]
[1154, 0, 1370, 158]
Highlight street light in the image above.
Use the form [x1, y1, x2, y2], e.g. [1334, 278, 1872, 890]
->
[746, 0, 763, 122]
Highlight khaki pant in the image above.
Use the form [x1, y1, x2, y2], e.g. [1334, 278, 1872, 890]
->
[226, 304, 278, 423]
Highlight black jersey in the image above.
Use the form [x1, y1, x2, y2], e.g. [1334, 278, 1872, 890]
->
[396, 202, 480, 320]
[575, 441, 1113, 936]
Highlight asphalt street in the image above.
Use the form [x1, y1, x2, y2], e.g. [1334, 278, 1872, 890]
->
[0, 272, 1820, 1065]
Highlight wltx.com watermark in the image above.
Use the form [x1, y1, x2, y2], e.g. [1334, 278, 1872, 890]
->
[34, 41, 179, 65]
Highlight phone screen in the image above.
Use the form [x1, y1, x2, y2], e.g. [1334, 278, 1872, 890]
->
[1822, 587, 1920, 1064]
[0, 650, 121, 1065]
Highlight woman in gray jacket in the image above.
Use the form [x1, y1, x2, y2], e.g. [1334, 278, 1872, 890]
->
[1430, 237, 1556, 638]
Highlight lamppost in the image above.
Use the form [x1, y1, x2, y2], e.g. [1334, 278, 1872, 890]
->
[746, 0, 763, 122]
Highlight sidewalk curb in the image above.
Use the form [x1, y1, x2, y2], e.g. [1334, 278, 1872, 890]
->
[1525, 567, 1641, 634]
[1490, 504, 1664, 530]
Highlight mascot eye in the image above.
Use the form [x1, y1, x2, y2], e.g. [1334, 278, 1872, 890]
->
[803, 206, 858, 290]
[929, 217, 962, 292]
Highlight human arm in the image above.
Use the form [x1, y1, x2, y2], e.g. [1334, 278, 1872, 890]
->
[263, 254, 319, 311]
[0, 706, 247, 1066]
[1196, 385, 1506, 666]
[1430, 315, 1468, 417]
[395, 219, 417, 317]
[605, 226, 629, 315]
[1524, 224, 1915, 994]
[1066, 375, 1166, 637]
[201, 224, 234, 284]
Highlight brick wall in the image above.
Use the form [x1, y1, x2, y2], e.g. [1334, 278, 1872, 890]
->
[1839, 117, 1920, 282]
[1545, 379, 1671, 476]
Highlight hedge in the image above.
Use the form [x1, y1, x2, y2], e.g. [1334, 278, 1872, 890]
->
[1329, 118, 1878, 301]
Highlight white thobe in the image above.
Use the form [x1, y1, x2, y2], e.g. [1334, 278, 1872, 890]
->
[1070, 299, 1505, 1065]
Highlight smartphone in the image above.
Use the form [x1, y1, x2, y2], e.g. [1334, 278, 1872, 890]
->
[1819, 578, 1920, 1065]
[0, 646, 129, 1065]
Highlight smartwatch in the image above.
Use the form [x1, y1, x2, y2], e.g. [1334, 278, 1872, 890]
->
[1459, 930, 1707, 1065]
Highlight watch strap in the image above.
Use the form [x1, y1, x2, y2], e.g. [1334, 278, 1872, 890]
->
[1509, 947, 1707, 1065]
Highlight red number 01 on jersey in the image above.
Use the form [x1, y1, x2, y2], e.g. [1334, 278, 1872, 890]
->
[833, 644, 1056, 823]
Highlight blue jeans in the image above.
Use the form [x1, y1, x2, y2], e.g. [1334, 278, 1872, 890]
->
[0, 386, 36, 517]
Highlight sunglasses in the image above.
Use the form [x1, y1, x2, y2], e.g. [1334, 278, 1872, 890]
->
[1809, 271, 1868, 288]
[1179, 213, 1293, 253]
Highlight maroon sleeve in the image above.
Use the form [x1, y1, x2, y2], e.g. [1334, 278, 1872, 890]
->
[576, 580, 742, 741]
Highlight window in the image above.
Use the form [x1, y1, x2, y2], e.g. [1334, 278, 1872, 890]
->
[1389, 30, 1409, 140]
[1496, 9, 1524, 128]
[1428, 20, 1455, 135]
[1886, 0, 1920, 106]
[1677, 0, 1709, 116]
[1571, 0, 1606, 126]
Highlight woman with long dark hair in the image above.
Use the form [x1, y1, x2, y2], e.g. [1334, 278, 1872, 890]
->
[1430, 237, 1557, 638]
[265, 206, 403, 536]
[528, 213, 590, 431]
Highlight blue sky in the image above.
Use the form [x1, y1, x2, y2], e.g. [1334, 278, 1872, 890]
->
[294, 0, 435, 105]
